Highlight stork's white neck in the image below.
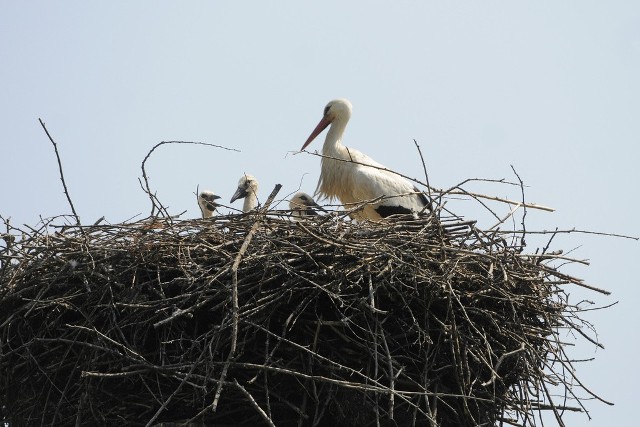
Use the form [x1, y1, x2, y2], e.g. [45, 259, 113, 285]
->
[316, 113, 354, 202]
[322, 115, 349, 156]
[243, 191, 258, 212]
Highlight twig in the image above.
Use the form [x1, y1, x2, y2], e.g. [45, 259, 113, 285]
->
[140, 140, 239, 217]
[38, 119, 82, 227]
[300, 150, 555, 211]
[234, 379, 277, 427]
[481, 342, 526, 386]
[211, 184, 282, 412]
[413, 139, 432, 203]
[510, 165, 527, 248]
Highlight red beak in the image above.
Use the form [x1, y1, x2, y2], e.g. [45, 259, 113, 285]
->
[300, 116, 331, 151]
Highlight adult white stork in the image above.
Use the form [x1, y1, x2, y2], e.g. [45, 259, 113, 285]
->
[301, 98, 430, 220]
[198, 190, 221, 218]
[289, 191, 325, 219]
[230, 174, 259, 212]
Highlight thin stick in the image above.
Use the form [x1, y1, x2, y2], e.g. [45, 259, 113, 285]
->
[234, 379, 277, 427]
[510, 165, 527, 248]
[442, 188, 554, 212]
[413, 139, 432, 203]
[211, 184, 282, 412]
[140, 140, 239, 217]
[489, 203, 521, 230]
[300, 150, 555, 212]
[38, 119, 81, 227]
[538, 265, 612, 295]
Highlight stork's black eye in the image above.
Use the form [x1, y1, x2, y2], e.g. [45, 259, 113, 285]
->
[299, 195, 309, 201]
[323, 105, 330, 116]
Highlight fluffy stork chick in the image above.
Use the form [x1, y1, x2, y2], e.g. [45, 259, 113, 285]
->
[289, 192, 325, 219]
[301, 98, 430, 221]
[198, 190, 221, 218]
[230, 174, 259, 212]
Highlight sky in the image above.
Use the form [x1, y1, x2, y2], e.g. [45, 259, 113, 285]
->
[1, 1, 639, 425]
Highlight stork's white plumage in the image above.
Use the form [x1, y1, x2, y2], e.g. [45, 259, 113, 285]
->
[289, 191, 325, 219]
[198, 190, 221, 218]
[230, 174, 259, 212]
[301, 99, 430, 220]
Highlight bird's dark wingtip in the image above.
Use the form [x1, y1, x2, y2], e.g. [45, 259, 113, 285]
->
[374, 205, 413, 218]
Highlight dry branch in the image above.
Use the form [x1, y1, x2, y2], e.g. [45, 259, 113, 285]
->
[298, 149, 556, 212]
[38, 119, 82, 227]
[140, 140, 240, 218]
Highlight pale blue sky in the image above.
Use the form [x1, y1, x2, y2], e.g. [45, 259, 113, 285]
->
[2, 1, 639, 425]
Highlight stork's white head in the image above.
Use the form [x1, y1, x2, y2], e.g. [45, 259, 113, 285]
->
[301, 98, 352, 151]
[198, 190, 221, 218]
[230, 174, 259, 203]
[323, 98, 352, 121]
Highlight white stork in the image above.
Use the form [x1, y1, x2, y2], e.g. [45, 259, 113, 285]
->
[198, 190, 221, 218]
[230, 174, 259, 212]
[289, 191, 325, 219]
[301, 98, 430, 220]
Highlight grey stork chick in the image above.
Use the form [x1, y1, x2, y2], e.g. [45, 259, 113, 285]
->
[198, 190, 221, 218]
[289, 191, 325, 219]
[230, 174, 259, 212]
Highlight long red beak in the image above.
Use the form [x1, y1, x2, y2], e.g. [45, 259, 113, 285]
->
[300, 116, 331, 151]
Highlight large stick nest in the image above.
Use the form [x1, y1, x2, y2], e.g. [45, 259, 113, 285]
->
[0, 204, 606, 426]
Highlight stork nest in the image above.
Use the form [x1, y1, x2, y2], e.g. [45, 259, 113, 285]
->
[0, 206, 606, 426]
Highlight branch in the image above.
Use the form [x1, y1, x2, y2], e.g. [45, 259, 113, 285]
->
[140, 140, 240, 217]
[38, 119, 81, 227]
[211, 183, 283, 412]
[298, 149, 555, 212]
[510, 164, 527, 248]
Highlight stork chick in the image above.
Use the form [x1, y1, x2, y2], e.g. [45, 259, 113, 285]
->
[301, 98, 430, 220]
[198, 190, 221, 218]
[289, 192, 324, 219]
[230, 174, 259, 212]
